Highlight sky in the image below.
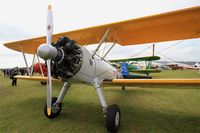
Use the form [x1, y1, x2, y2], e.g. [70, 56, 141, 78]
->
[0, 0, 200, 68]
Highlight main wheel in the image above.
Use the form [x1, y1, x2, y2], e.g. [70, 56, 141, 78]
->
[122, 86, 125, 91]
[44, 97, 62, 118]
[40, 82, 47, 85]
[105, 104, 121, 132]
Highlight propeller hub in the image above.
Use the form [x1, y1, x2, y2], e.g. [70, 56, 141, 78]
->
[37, 43, 57, 60]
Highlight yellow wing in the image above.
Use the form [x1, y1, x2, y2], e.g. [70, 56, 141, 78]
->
[4, 6, 200, 54]
[103, 79, 200, 85]
[15, 75, 200, 85]
[15, 75, 61, 82]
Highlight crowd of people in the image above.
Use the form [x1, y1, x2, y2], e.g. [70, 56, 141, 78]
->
[1, 64, 48, 86]
[1, 67, 28, 86]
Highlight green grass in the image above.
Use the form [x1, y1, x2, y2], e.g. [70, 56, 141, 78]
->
[0, 70, 200, 133]
[152, 70, 200, 79]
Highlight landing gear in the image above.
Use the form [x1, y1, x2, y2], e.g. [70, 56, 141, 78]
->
[44, 97, 62, 118]
[41, 81, 47, 85]
[93, 78, 121, 132]
[44, 82, 70, 119]
[122, 86, 125, 91]
[106, 104, 121, 132]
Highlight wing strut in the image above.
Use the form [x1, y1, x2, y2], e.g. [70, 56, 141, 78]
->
[36, 55, 44, 77]
[102, 42, 116, 59]
[30, 54, 36, 75]
[92, 29, 110, 57]
[22, 52, 31, 76]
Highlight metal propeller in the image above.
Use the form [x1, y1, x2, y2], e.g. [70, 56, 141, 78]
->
[37, 5, 57, 116]
[45, 5, 53, 116]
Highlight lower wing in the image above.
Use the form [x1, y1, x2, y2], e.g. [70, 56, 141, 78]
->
[14, 75, 200, 85]
[14, 75, 61, 82]
[103, 79, 200, 85]
[129, 69, 162, 74]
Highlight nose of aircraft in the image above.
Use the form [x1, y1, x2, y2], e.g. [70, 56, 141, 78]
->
[37, 43, 57, 60]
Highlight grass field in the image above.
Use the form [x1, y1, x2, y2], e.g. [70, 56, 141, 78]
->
[0, 70, 200, 133]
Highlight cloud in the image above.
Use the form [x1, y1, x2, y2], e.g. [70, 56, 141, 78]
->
[153, 39, 200, 62]
[85, 38, 200, 62]
[0, 23, 31, 41]
[0, 0, 200, 68]
[0, 23, 32, 59]
[0, 23, 33, 68]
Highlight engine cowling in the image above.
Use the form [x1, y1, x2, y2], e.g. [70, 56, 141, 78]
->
[50, 36, 83, 80]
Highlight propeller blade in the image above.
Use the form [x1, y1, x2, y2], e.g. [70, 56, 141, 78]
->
[46, 60, 52, 116]
[46, 5, 53, 44]
[46, 4, 53, 116]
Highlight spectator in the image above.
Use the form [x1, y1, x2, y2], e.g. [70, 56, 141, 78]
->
[11, 68, 18, 86]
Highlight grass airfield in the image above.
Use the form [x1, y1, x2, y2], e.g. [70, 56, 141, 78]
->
[0, 70, 200, 133]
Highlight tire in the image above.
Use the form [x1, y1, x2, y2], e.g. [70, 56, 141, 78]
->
[106, 104, 121, 132]
[122, 86, 125, 91]
[40, 82, 47, 85]
[44, 97, 62, 118]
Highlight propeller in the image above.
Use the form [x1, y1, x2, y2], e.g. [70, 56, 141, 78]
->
[37, 5, 57, 116]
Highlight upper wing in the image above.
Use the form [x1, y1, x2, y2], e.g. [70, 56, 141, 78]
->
[4, 6, 200, 54]
[109, 56, 160, 62]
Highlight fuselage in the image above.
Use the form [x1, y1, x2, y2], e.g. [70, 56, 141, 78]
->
[73, 47, 118, 84]
[38, 36, 118, 84]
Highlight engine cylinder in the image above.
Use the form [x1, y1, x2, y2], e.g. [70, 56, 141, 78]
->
[51, 36, 83, 80]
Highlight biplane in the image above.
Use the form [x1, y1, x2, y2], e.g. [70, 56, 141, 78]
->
[4, 5, 200, 132]
[110, 55, 161, 77]
[165, 62, 199, 70]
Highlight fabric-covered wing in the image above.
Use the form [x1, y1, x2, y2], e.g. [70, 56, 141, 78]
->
[15, 75, 61, 82]
[4, 6, 200, 54]
[109, 56, 160, 62]
[103, 79, 200, 85]
[15, 76, 200, 85]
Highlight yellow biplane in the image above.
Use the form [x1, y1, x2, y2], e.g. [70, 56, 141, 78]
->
[4, 5, 200, 132]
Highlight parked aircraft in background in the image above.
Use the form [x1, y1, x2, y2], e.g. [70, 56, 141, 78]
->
[110, 56, 161, 77]
[165, 62, 199, 70]
[193, 62, 200, 69]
